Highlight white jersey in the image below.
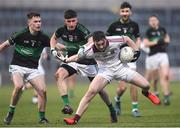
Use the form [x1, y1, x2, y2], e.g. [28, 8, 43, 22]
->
[83, 36, 125, 69]
[80, 36, 137, 82]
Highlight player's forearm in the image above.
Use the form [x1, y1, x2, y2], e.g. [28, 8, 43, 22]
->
[50, 34, 58, 49]
[135, 37, 141, 49]
[164, 34, 170, 43]
[56, 43, 66, 51]
[0, 40, 10, 52]
[125, 36, 138, 51]
[143, 38, 157, 47]
[66, 54, 79, 63]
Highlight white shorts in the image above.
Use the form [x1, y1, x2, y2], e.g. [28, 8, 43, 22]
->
[145, 53, 169, 70]
[9, 65, 44, 81]
[127, 62, 136, 69]
[98, 63, 137, 82]
[38, 63, 45, 75]
[67, 62, 98, 77]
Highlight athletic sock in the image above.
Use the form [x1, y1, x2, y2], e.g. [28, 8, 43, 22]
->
[39, 111, 45, 119]
[61, 95, 69, 106]
[8, 105, 16, 113]
[142, 90, 149, 97]
[73, 114, 81, 122]
[108, 103, 115, 113]
[164, 95, 169, 100]
[132, 102, 138, 111]
[116, 96, 121, 101]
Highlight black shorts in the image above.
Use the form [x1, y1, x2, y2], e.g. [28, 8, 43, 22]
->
[60, 64, 77, 77]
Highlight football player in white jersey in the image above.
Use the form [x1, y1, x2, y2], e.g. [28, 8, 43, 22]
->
[60, 31, 161, 125]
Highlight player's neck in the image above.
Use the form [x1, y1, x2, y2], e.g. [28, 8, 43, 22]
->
[120, 18, 130, 24]
[29, 27, 39, 35]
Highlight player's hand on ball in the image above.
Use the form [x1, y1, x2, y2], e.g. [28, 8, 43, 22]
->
[131, 51, 140, 62]
[56, 53, 67, 62]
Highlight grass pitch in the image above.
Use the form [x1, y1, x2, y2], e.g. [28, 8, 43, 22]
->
[0, 82, 180, 127]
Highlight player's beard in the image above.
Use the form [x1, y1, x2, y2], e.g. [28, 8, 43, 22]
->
[122, 16, 130, 22]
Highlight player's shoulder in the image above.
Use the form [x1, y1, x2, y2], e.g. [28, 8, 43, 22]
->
[11, 27, 29, 38]
[56, 25, 66, 32]
[40, 30, 50, 39]
[159, 26, 166, 31]
[106, 35, 124, 43]
[77, 23, 90, 34]
[109, 19, 121, 26]
[146, 27, 153, 32]
[129, 20, 139, 27]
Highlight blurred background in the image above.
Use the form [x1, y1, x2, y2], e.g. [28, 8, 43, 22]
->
[0, 0, 180, 85]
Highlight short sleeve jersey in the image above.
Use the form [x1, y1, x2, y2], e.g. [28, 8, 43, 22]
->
[55, 23, 96, 65]
[8, 27, 50, 69]
[145, 26, 168, 56]
[106, 19, 140, 42]
[82, 36, 125, 68]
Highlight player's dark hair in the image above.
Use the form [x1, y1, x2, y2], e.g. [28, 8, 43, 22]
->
[120, 2, 132, 9]
[149, 15, 158, 19]
[64, 9, 77, 19]
[27, 12, 40, 19]
[92, 31, 106, 42]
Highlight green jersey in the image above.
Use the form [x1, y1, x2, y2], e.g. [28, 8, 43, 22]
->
[106, 19, 140, 42]
[55, 23, 96, 65]
[145, 26, 168, 56]
[8, 27, 50, 69]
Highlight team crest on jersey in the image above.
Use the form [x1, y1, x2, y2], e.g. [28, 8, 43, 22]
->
[157, 31, 161, 36]
[68, 35, 73, 41]
[129, 27, 134, 33]
[31, 40, 36, 47]
[123, 28, 128, 34]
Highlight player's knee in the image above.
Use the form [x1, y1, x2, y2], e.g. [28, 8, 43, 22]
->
[163, 74, 169, 81]
[118, 86, 127, 92]
[86, 89, 98, 97]
[55, 72, 63, 81]
[14, 84, 24, 91]
[142, 80, 150, 91]
[37, 90, 46, 98]
[55, 69, 67, 81]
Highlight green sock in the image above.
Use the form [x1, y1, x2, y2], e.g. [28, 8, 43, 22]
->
[61, 95, 69, 106]
[39, 111, 45, 119]
[108, 103, 115, 113]
[132, 102, 138, 111]
[164, 95, 169, 100]
[8, 105, 16, 113]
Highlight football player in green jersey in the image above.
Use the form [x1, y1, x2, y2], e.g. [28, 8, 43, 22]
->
[144, 15, 171, 105]
[0, 12, 50, 124]
[107, 2, 141, 117]
[50, 10, 117, 122]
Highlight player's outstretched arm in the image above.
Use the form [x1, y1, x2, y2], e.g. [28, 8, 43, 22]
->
[124, 36, 138, 51]
[164, 34, 170, 44]
[50, 33, 58, 49]
[65, 54, 79, 63]
[0, 40, 10, 52]
[143, 38, 158, 47]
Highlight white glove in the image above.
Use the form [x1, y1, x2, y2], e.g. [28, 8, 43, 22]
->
[56, 53, 67, 62]
[51, 48, 58, 57]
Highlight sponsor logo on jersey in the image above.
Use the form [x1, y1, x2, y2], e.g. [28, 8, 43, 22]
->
[21, 48, 33, 56]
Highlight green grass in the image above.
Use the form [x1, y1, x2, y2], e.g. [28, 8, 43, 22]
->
[0, 82, 180, 127]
